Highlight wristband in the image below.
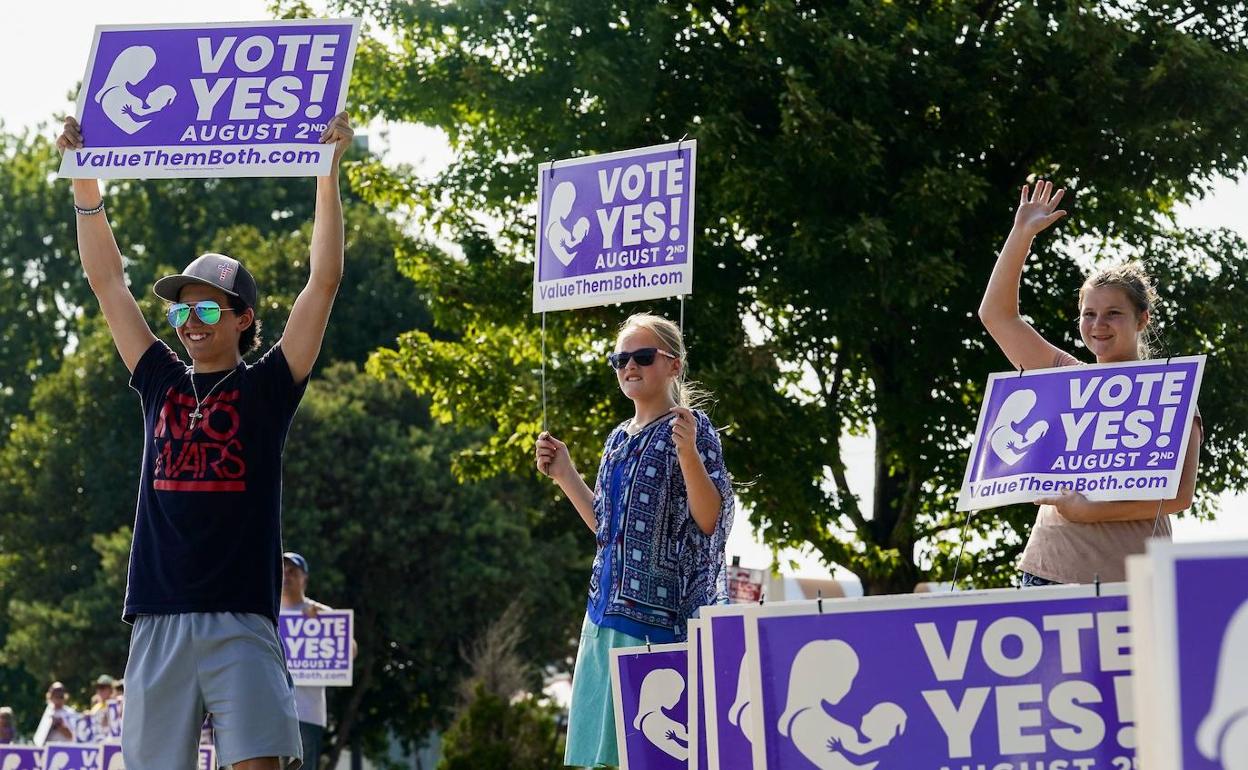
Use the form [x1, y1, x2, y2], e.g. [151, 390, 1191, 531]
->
[74, 200, 105, 216]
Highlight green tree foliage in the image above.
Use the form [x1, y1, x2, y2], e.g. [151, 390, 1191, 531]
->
[282, 363, 580, 766]
[437, 603, 563, 770]
[337, 0, 1248, 592]
[0, 132, 87, 426]
[437, 686, 563, 770]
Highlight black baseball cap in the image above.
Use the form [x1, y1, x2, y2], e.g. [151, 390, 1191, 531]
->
[153, 253, 258, 308]
[283, 552, 309, 574]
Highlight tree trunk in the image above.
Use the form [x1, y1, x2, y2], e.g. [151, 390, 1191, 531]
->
[323, 607, 377, 770]
[864, 340, 924, 595]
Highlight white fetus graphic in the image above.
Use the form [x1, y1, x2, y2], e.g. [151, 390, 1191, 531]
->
[727, 650, 756, 744]
[1197, 599, 1248, 769]
[988, 389, 1048, 466]
[93, 46, 177, 134]
[778, 640, 907, 769]
[545, 181, 590, 266]
[634, 667, 690, 760]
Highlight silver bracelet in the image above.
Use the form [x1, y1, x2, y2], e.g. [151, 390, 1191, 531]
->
[74, 200, 105, 216]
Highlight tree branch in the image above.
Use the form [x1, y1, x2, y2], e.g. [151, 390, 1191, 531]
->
[810, 347, 869, 532]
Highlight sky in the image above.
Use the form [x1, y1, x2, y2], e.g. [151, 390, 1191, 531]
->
[4, 1, 1246, 580]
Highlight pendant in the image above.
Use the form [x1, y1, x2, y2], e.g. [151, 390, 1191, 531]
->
[189, 410, 203, 430]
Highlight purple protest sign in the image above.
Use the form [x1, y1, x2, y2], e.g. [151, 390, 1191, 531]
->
[959, 356, 1205, 510]
[59, 19, 360, 180]
[198, 745, 216, 770]
[744, 587, 1137, 770]
[43, 743, 101, 770]
[533, 141, 696, 312]
[0, 746, 42, 770]
[106, 700, 122, 740]
[611, 643, 691, 770]
[1133, 539, 1248, 769]
[71, 712, 95, 744]
[279, 609, 353, 686]
[101, 742, 123, 770]
[700, 609, 756, 770]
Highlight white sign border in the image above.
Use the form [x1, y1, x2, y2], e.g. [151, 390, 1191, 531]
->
[687, 619, 705, 770]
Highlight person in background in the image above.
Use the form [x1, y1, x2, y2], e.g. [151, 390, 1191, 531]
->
[281, 552, 358, 770]
[0, 706, 21, 743]
[89, 675, 118, 734]
[91, 675, 116, 706]
[33, 681, 77, 745]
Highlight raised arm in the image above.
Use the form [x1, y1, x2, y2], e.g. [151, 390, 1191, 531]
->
[281, 111, 353, 383]
[978, 181, 1070, 371]
[57, 117, 156, 373]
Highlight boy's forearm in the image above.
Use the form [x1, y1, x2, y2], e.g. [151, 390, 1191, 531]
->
[72, 179, 126, 288]
[309, 171, 345, 290]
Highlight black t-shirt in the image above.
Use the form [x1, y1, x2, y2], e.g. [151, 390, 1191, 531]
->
[124, 340, 307, 623]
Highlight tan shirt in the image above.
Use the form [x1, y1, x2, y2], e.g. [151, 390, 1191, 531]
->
[1018, 351, 1197, 584]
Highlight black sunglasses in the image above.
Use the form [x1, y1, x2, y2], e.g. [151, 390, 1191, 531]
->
[607, 347, 678, 370]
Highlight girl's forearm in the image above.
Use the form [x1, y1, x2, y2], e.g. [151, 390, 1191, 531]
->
[679, 451, 723, 535]
[979, 227, 1033, 326]
[556, 472, 597, 532]
[1074, 499, 1173, 523]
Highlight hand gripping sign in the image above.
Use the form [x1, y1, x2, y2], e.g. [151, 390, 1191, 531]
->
[59, 19, 360, 180]
[278, 608, 353, 686]
[743, 587, 1139, 770]
[611, 642, 692, 770]
[533, 141, 696, 312]
[958, 356, 1204, 511]
[1128, 539, 1248, 770]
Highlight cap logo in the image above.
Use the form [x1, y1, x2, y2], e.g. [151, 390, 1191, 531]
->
[219, 263, 234, 283]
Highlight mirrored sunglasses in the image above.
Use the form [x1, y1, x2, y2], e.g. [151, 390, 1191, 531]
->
[607, 347, 677, 370]
[167, 300, 234, 328]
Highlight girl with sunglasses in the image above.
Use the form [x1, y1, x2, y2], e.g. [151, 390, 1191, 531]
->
[535, 313, 734, 769]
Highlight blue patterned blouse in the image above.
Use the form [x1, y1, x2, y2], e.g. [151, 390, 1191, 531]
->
[586, 409, 734, 643]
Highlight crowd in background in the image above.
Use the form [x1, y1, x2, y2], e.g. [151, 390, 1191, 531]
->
[0, 675, 122, 745]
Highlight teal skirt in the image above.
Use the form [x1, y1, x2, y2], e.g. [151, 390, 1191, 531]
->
[564, 614, 647, 768]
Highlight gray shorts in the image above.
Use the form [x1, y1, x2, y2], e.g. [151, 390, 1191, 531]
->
[123, 612, 303, 770]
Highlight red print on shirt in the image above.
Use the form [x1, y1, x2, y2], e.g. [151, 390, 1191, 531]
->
[153, 387, 247, 492]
